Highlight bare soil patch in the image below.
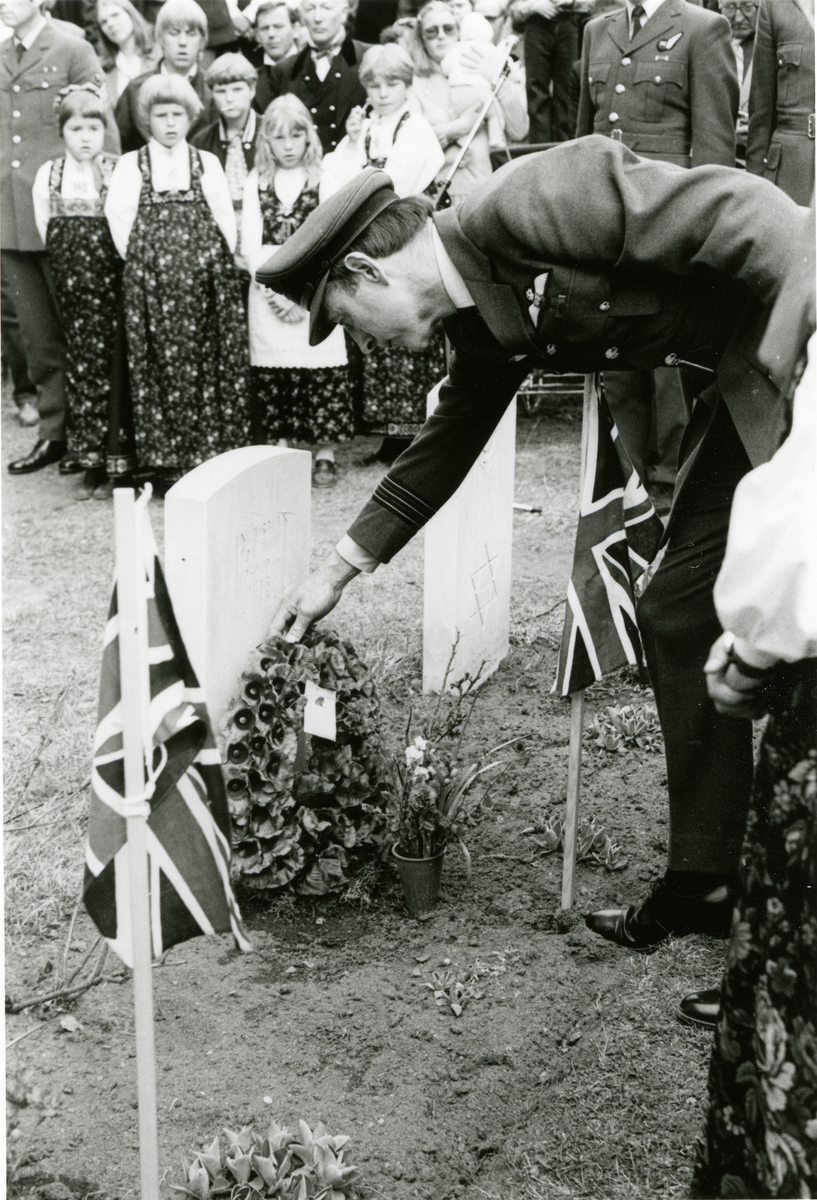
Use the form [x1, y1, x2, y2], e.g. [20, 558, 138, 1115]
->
[4, 390, 723, 1199]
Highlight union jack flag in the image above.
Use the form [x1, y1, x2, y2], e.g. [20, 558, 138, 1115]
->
[83, 508, 251, 967]
[553, 376, 665, 697]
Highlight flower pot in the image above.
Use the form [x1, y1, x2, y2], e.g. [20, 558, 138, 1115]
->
[392, 842, 445, 914]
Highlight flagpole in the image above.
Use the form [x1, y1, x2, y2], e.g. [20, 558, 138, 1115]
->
[113, 487, 160, 1200]
[561, 688, 584, 908]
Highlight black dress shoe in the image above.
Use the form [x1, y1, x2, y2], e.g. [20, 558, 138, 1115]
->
[58, 453, 84, 475]
[8, 439, 66, 475]
[585, 878, 735, 951]
[678, 987, 720, 1030]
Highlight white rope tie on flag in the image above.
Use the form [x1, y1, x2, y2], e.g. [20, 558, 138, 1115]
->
[118, 791, 152, 819]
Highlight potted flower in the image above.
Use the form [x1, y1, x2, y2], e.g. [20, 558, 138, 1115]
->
[387, 734, 505, 914]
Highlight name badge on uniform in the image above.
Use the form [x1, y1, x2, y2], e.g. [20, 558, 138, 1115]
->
[525, 273, 549, 328]
[656, 32, 683, 50]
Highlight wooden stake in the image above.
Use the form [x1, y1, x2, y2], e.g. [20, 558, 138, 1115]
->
[113, 488, 160, 1200]
[561, 689, 585, 909]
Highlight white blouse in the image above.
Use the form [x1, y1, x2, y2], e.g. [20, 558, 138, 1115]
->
[104, 139, 237, 259]
[32, 154, 103, 246]
[320, 104, 445, 200]
[714, 331, 817, 664]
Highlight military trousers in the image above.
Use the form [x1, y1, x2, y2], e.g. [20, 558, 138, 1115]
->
[1, 250, 66, 441]
[637, 397, 754, 876]
[524, 12, 580, 143]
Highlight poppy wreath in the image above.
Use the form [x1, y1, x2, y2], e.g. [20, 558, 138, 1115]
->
[223, 628, 390, 895]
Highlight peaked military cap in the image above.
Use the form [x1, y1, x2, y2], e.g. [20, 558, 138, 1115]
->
[255, 168, 400, 345]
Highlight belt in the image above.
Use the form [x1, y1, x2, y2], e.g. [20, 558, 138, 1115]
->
[607, 128, 690, 155]
[774, 113, 816, 138]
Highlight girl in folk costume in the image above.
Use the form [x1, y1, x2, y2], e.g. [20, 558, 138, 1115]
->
[322, 44, 446, 465]
[32, 86, 122, 501]
[241, 95, 353, 487]
[105, 73, 252, 487]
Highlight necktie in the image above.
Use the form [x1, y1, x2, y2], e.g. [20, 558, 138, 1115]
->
[15, 40, 25, 62]
[631, 4, 646, 36]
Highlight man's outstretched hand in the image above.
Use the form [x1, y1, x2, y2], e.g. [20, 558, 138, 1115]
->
[269, 549, 361, 642]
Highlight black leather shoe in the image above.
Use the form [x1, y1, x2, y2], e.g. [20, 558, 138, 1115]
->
[8, 439, 66, 475]
[585, 878, 734, 951]
[58, 453, 84, 475]
[678, 987, 720, 1030]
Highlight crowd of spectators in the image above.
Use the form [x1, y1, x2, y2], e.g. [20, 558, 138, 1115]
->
[1, 0, 813, 497]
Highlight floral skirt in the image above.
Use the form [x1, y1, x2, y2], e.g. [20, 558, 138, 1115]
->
[253, 365, 354, 444]
[361, 332, 446, 438]
[691, 660, 817, 1199]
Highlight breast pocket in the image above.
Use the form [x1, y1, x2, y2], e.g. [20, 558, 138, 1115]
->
[633, 59, 687, 123]
[22, 75, 60, 129]
[587, 61, 612, 109]
[776, 42, 803, 108]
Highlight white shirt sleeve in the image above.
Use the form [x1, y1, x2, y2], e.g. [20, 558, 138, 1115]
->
[32, 160, 52, 248]
[336, 534, 380, 573]
[320, 134, 366, 200]
[385, 113, 446, 197]
[104, 151, 142, 259]
[714, 331, 817, 663]
[199, 148, 237, 253]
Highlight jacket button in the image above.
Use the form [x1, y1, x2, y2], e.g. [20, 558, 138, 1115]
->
[664, 353, 679, 365]
[11, 160, 20, 168]
[304, 75, 311, 81]
[546, 344, 557, 355]
[41, 81, 48, 88]
[588, 75, 593, 83]
[330, 123, 336, 128]
[615, 84, 625, 93]
[654, 74, 661, 82]
[12, 84, 20, 92]
[12, 110, 20, 117]
[621, 56, 631, 65]
[329, 104, 335, 110]
[609, 112, 619, 121]
[605, 346, 619, 359]
[335, 72, 341, 77]
[311, 107, 317, 113]
[599, 300, 610, 311]
[12, 134, 20, 143]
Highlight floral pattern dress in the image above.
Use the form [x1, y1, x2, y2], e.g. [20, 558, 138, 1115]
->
[46, 154, 121, 470]
[251, 181, 353, 445]
[691, 659, 817, 1199]
[122, 144, 252, 475]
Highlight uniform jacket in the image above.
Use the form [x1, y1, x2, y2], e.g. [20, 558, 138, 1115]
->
[0, 22, 116, 251]
[257, 37, 371, 154]
[114, 63, 212, 154]
[576, 0, 738, 168]
[191, 112, 258, 173]
[345, 137, 811, 564]
[745, 0, 815, 205]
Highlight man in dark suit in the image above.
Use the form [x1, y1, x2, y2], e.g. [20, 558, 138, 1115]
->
[114, 0, 213, 153]
[0, 0, 116, 474]
[746, 0, 815, 205]
[258, 0, 370, 153]
[258, 142, 812, 953]
[252, 0, 300, 114]
[576, 0, 739, 510]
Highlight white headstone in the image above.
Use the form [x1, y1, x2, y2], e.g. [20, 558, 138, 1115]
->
[164, 446, 312, 723]
[422, 391, 517, 693]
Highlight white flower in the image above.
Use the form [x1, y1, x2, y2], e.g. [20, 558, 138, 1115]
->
[413, 737, 427, 750]
[405, 745, 424, 764]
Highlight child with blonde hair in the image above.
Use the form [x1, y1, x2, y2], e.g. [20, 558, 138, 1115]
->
[32, 86, 122, 499]
[105, 72, 252, 486]
[241, 94, 352, 487]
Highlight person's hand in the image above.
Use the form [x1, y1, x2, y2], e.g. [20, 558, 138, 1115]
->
[269, 549, 361, 642]
[704, 632, 777, 719]
[281, 304, 306, 324]
[265, 289, 296, 317]
[525, 0, 559, 17]
[446, 101, 488, 142]
[232, 12, 251, 34]
[345, 105, 365, 140]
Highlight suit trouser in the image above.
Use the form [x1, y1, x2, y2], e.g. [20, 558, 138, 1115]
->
[1, 250, 66, 441]
[524, 13, 580, 143]
[1, 273, 36, 403]
[636, 397, 754, 875]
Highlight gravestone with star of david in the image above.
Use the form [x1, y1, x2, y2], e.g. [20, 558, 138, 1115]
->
[164, 446, 312, 724]
[422, 389, 516, 693]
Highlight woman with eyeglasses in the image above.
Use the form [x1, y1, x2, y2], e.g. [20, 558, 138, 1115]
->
[405, 0, 527, 206]
[745, 0, 815, 205]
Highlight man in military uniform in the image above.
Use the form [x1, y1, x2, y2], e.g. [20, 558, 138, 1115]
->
[576, 0, 739, 509]
[259, 0, 370, 154]
[257, 142, 812, 961]
[0, 0, 115, 474]
[746, 0, 815, 205]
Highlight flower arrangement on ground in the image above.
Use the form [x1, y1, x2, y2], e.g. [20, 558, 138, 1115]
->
[223, 628, 390, 896]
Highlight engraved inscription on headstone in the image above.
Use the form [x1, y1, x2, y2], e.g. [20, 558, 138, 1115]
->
[423, 392, 516, 692]
[164, 446, 311, 724]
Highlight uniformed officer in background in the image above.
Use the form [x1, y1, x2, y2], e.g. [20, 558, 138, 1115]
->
[746, 0, 815, 205]
[576, 0, 738, 510]
[0, 0, 118, 475]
